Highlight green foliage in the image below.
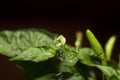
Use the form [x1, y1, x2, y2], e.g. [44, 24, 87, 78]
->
[10, 47, 56, 62]
[0, 28, 120, 80]
[0, 29, 58, 57]
[58, 45, 78, 66]
[95, 65, 118, 78]
[78, 48, 97, 66]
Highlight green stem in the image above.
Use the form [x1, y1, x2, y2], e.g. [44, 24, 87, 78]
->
[102, 74, 105, 80]
[101, 59, 107, 66]
[102, 60, 106, 80]
[101, 57, 107, 80]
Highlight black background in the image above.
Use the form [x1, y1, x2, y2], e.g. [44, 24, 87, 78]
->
[0, 0, 120, 80]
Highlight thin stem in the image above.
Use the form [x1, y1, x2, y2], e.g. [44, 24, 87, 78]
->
[101, 57, 107, 80]
[102, 74, 105, 80]
[101, 59, 107, 66]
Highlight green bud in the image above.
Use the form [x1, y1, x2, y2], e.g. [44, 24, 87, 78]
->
[105, 36, 116, 60]
[75, 31, 83, 50]
[86, 29, 104, 59]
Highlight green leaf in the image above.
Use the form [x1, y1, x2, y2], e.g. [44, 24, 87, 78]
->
[0, 28, 58, 57]
[59, 45, 78, 66]
[105, 36, 116, 60]
[75, 62, 96, 80]
[96, 65, 118, 78]
[10, 46, 56, 62]
[68, 73, 85, 80]
[78, 48, 98, 66]
[59, 65, 77, 73]
[86, 29, 104, 60]
[117, 69, 120, 79]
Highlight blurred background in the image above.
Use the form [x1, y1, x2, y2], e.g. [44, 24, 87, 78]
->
[0, 0, 120, 80]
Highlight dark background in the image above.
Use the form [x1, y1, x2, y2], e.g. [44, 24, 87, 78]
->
[0, 0, 120, 80]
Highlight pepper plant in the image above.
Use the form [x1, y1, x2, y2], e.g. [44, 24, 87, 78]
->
[0, 28, 120, 80]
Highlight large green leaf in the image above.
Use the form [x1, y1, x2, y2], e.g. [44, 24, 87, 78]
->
[0, 29, 59, 80]
[0, 28, 58, 57]
[10, 46, 56, 62]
